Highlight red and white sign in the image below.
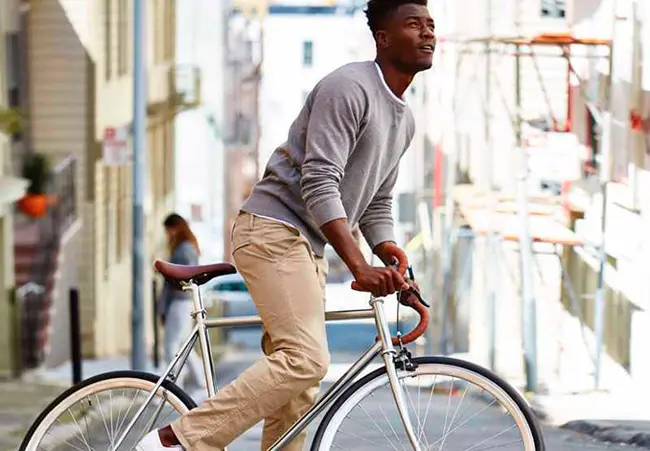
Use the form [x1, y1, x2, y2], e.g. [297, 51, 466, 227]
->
[102, 126, 129, 167]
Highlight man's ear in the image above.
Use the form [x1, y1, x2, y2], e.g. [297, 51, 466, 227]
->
[376, 30, 390, 49]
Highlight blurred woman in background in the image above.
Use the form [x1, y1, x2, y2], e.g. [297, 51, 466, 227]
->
[160, 213, 206, 389]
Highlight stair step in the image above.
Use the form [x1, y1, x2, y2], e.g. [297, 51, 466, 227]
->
[13, 221, 42, 247]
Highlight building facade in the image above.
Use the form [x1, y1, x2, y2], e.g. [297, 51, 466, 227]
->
[0, 0, 28, 376]
[20, 0, 181, 361]
[432, 0, 650, 392]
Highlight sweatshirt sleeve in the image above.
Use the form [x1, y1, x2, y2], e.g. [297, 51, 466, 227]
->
[359, 114, 414, 250]
[300, 76, 368, 227]
[358, 164, 399, 250]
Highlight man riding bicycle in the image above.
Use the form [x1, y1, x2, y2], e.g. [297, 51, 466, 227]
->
[137, 0, 435, 448]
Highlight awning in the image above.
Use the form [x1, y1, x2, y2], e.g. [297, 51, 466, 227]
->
[0, 175, 29, 206]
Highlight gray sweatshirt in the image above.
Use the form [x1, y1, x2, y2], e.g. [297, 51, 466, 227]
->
[241, 61, 415, 257]
[159, 240, 199, 318]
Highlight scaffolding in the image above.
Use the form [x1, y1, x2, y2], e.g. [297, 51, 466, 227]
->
[437, 5, 623, 393]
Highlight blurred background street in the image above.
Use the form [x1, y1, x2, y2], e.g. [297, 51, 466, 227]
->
[1, 0, 650, 449]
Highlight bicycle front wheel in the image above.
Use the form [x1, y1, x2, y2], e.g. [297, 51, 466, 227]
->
[312, 356, 545, 451]
[19, 370, 197, 451]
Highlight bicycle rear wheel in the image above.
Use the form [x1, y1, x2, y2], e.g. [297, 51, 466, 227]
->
[19, 370, 196, 451]
[312, 356, 545, 450]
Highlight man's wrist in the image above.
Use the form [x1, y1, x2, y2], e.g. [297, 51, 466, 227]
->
[373, 240, 396, 262]
[349, 258, 370, 277]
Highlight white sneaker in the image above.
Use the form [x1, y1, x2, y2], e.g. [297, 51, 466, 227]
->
[135, 430, 183, 450]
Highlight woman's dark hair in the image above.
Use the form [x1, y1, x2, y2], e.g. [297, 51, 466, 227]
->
[364, 0, 427, 38]
[163, 213, 200, 255]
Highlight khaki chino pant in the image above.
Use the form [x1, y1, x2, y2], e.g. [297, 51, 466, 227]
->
[171, 212, 329, 450]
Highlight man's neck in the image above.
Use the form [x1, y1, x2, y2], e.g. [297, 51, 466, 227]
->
[375, 57, 414, 99]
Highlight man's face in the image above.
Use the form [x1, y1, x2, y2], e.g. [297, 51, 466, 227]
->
[378, 4, 436, 74]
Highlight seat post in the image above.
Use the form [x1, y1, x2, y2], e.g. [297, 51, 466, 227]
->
[182, 281, 206, 322]
[182, 280, 216, 395]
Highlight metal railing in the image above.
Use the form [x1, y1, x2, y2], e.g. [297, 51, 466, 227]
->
[19, 152, 77, 369]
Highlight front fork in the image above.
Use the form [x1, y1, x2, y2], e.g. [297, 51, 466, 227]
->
[371, 296, 423, 451]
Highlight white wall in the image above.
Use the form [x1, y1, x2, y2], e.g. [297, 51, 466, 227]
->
[175, 0, 227, 263]
[258, 7, 374, 171]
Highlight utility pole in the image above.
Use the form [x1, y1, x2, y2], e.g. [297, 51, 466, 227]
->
[514, 0, 538, 394]
[593, 0, 619, 390]
[484, 0, 496, 373]
[131, 0, 147, 371]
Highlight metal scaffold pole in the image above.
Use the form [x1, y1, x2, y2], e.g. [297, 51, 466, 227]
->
[483, 0, 496, 373]
[131, 0, 147, 370]
[593, 0, 618, 390]
[514, 2, 538, 393]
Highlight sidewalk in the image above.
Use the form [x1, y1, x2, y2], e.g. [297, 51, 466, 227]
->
[0, 377, 66, 451]
[530, 389, 650, 449]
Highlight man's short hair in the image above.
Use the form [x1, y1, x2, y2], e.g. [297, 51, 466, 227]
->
[364, 0, 428, 38]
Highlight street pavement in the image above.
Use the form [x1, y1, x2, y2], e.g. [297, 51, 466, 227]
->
[213, 349, 645, 451]
[1, 330, 645, 451]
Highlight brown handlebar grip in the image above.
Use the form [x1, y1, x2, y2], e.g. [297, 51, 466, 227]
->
[393, 300, 429, 345]
[351, 281, 430, 346]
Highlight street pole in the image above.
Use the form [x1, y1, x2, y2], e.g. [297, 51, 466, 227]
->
[594, 0, 618, 389]
[484, 0, 496, 373]
[516, 49, 538, 392]
[131, 0, 147, 371]
[514, 1, 538, 393]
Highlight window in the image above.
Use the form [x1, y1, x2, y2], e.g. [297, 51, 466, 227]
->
[105, 0, 112, 80]
[165, 0, 175, 60]
[116, 166, 125, 261]
[541, 0, 565, 18]
[104, 166, 112, 279]
[153, 0, 171, 63]
[302, 40, 313, 67]
[584, 107, 600, 175]
[117, 0, 129, 75]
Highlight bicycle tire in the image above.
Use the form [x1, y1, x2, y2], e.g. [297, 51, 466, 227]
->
[311, 355, 545, 450]
[19, 370, 197, 451]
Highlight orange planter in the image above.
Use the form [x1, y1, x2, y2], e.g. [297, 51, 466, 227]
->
[17, 194, 57, 219]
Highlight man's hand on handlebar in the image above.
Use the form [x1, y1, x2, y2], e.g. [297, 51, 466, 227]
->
[351, 263, 409, 297]
[373, 241, 409, 275]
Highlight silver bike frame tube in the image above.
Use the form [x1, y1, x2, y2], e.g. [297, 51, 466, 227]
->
[268, 341, 382, 450]
[112, 324, 200, 450]
[204, 308, 376, 328]
[114, 282, 216, 449]
[372, 296, 423, 451]
[187, 283, 218, 397]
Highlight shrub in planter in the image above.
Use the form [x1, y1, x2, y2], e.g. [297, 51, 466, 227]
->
[0, 107, 22, 135]
[18, 153, 53, 219]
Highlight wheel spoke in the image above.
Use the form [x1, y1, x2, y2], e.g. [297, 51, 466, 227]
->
[19, 373, 196, 451]
[315, 358, 540, 451]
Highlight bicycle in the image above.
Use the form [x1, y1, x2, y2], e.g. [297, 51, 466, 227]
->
[20, 259, 545, 450]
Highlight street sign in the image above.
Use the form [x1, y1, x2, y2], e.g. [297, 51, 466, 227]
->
[102, 126, 129, 166]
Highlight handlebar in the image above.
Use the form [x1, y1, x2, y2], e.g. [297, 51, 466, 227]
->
[351, 265, 431, 346]
[391, 289, 430, 345]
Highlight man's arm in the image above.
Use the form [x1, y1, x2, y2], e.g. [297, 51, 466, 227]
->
[358, 164, 399, 258]
[300, 76, 368, 272]
[321, 219, 408, 296]
[301, 77, 406, 295]
[300, 77, 366, 227]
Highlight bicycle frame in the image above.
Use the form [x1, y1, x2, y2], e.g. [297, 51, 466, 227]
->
[114, 281, 423, 451]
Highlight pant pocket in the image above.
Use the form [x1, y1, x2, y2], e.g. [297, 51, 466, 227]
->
[231, 213, 253, 255]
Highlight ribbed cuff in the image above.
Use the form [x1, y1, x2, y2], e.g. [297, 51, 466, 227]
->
[308, 196, 348, 227]
[361, 224, 395, 250]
